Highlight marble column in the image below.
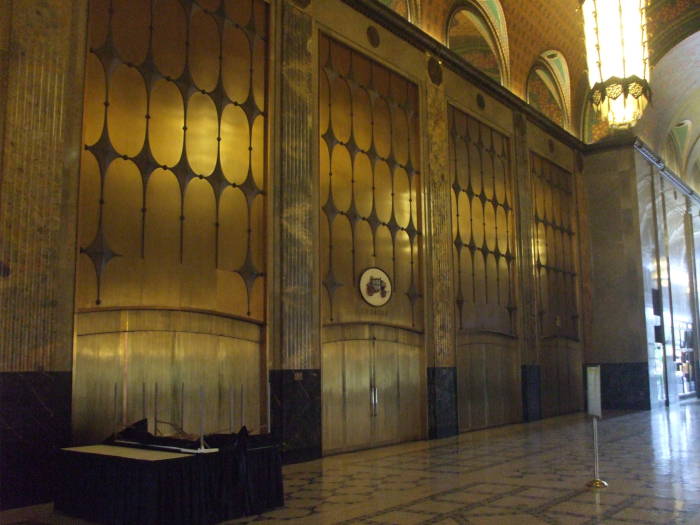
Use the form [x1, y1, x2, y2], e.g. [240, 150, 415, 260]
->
[424, 71, 458, 439]
[0, 0, 88, 509]
[269, 0, 322, 463]
[512, 112, 541, 420]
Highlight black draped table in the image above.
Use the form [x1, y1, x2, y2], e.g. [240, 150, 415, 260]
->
[55, 435, 283, 525]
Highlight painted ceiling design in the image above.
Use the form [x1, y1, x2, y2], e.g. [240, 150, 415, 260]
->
[375, 0, 697, 143]
[635, 32, 700, 189]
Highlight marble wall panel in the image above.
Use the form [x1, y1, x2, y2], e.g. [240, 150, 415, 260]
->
[427, 366, 458, 438]
[269, 369, 322, 463]
[0, 372, 71, 510]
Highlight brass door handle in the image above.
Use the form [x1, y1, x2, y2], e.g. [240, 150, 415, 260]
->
[370, 386, 378, 417]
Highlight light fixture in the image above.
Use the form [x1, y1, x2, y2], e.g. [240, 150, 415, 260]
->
[582, 0, 651, 128]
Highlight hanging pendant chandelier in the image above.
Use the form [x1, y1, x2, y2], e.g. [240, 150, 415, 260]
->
[582, 0, 651, 129]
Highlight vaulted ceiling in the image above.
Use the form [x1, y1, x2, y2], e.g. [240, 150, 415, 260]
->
[375, 0, 699, 150]
[636, 31, 700, 188]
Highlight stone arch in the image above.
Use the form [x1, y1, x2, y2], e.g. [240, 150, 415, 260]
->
[446, 0, 510, 87]
[527, 50, 572, 129]
[378, 0, 420, 24]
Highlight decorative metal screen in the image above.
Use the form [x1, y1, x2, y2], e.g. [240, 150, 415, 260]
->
[449, 105, 515, 335]
[76, 0, 267, 321]
[531, 153, 578, 339]
[319, 34, 422, 329]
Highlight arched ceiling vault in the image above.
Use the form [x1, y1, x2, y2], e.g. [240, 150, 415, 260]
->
[635, 32, 700, 188]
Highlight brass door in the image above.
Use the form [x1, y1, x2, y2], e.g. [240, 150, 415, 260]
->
[371, 342, 399, 447]
[345, 344, 372, 450]
[322, 338, 420, 454]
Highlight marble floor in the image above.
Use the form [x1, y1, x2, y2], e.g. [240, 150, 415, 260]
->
[228, 401, 700, 525]
[9, 401, 700, 525]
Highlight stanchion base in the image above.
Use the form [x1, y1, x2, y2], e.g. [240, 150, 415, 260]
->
[586, 479, 608, 489]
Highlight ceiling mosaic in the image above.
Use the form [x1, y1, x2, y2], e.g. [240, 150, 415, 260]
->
[375, 0, 698, 141]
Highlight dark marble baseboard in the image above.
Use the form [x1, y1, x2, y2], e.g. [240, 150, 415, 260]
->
[427, 367, 458, 439]
[522, 365, 542, 422]
[269, 369, 321, 464]
[0, 371, 72, 510]
[590, 362, 651, 411]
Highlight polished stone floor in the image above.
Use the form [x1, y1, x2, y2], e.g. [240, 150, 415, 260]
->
[9, 401, 700, 525]
[228, 401, 700, 525]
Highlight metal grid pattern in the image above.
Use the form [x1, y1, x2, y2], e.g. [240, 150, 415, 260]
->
[531, 152, 578, 339]
[319, 34, 422, 329]
[76, 0, 267, 320]
[449, 105, 516, 335]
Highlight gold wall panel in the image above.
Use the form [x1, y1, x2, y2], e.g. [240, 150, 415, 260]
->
[73, 310, 262, 444]
[354, 154, 373, 217]
[226, 0, 250, 26]
[320, 33, 423, 330]
[531, 152, 578, 339]
[186, 93, 218, 176]
[103, 159, 142, 258]
[189, 9, 220, 93]
[252, 113, 265, 190]
[102, 257, 143, 307]
[142, 169, 181, 306]
[220, 105, 249, 184]
[218, 187, 249, 272]
[449, 105, 515, 336]
[152, 0, 187, 79]
[89, 0, 109, 50]
[182, 179, 216, 269]
[108, 65, 146, 158]
[222, 24, 250, 103]
[82, 54, 105, 147]
[149, 80, 184, 168]
[75, 255, 98, 310]
[75, 0, 268, 442]
[78, 152, 100, 248]
[76, 0, 268, 320]
[112, 0, 149, 65]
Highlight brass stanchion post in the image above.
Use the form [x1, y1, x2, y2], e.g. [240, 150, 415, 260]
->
[587, 416, 608, 488]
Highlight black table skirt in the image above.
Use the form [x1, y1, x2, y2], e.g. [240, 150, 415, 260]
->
[55, 442, 283, 525]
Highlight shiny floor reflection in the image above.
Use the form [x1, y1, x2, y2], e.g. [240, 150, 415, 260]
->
[230, 401, 700, 524]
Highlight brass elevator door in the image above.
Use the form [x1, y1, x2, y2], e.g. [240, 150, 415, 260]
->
[372, 343, 399, 446]
[321, 338, 420, 454]
[345, 345, 372, 450]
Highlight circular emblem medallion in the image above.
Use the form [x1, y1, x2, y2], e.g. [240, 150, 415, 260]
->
[359, 267, 392, 307]
[427, 57, 443, 86]
[367, 26, 380, 48]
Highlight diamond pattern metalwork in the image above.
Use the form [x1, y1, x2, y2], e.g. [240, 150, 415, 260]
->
[531, 152, 578, 340]
[320, 34, 422, 328]
[77, 0, 268, 318]
[449, 105, 516, 335]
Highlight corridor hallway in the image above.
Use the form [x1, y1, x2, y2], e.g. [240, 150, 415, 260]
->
[233, 402, 700, 524]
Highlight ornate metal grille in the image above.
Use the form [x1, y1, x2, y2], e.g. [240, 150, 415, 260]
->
[319, 34, 422, 329]
[531, 152, 578, 339]
[76, 0, 267, 321]
[449, 105, 516, 335]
